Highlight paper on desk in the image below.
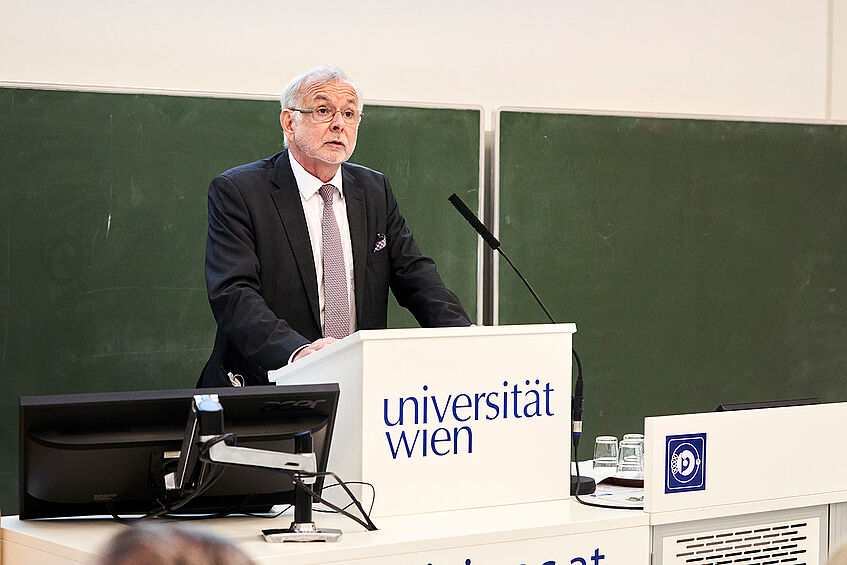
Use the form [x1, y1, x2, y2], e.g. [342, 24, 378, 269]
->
[585, 483, 644, 507]
[571, 460, 617, 483]
[572, 460, 644, 508]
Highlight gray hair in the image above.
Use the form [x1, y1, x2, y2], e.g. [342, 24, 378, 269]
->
[279, 65, 363, 147]
[280, 65, 363, 112]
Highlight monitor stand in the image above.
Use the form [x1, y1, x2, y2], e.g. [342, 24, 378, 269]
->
[261, 432, 342, 543]
[261, 480, 342, 542]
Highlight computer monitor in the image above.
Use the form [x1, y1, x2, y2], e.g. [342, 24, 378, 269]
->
[19, 383, 339, 520]
[715, 397, 820, 411]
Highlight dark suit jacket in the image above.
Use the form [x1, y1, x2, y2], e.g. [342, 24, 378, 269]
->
[198, 151, 470, 388]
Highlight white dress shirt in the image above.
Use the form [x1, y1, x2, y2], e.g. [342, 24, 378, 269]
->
[288, 151, 357, 338]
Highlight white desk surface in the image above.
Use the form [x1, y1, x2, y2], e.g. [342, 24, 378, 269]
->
[576, 459, 847, 526]
[646, 490, 847, 526]
[1, 499, 647, 565]
[6, 488, 845, 564]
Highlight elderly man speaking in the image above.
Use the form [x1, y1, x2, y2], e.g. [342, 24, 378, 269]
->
[198, 65, 470, 388]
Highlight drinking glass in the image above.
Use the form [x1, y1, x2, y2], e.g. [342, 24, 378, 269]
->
[617, 439, 644, 473]
[623, 434, 645, 471]
[593, 436, 619, 469]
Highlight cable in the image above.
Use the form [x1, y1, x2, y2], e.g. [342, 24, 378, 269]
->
[194, 436, 377, 530]
[450, 192, 609, 509]
[110, 462, 229, 522]
[110, 434, 239, 523]
[164, 494, 291, 520]
[292, 471, 378, 531]
[244, 504, 293, 519]
[572, 453, 644, 511]
[112, 432, 379, 530]
[314, 481, 376, 516]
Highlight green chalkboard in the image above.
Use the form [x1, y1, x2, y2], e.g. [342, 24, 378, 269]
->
[0, 87, 481, 514]
[496, 110, 847, 452]
[353, 105, 482, 327]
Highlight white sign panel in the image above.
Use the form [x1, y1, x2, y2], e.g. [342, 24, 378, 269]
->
[271, 324, 575, 517]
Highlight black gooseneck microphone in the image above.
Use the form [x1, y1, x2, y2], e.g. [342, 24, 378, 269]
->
[448, 193, 594, 496]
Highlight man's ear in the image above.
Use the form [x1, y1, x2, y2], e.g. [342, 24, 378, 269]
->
[280, 110, 294, 138]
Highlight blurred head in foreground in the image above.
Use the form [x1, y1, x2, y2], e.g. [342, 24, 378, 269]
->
[830, 542, 847, 565]
[97, 522, 254, 565]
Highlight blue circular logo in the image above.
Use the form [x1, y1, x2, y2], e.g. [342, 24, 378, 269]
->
[669, 441, 701, 484]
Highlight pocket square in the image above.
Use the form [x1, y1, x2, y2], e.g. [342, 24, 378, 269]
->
[373, 233, 386, 252]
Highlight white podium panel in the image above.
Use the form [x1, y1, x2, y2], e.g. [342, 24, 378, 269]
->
[651, 505, 827, 565]
[644, 402, 847, 521]
[1, 500, 649, 565]
[322, 522, 647, 565]
[269, 324, 576, 518]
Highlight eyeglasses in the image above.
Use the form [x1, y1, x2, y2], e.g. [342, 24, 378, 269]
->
[288, 106, 363, 125]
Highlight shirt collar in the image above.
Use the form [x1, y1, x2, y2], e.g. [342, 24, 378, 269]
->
[288, 151, 344, 200]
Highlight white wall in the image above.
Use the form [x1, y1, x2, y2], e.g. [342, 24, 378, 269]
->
[1, 0, 843, 125]
[833, 0, 847, 118]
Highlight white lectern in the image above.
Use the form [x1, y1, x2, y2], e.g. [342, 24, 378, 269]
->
[643, 402, 847, 565]
[269, 324, 576, 517]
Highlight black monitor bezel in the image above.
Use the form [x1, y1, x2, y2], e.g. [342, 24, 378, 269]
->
[19, 383, 339, 520]
[715, 397, 820, 412]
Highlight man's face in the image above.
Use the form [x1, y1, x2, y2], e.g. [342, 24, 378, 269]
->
[281, 80, 360, 175]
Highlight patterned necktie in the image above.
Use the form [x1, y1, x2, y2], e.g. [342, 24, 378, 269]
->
[318, 184, 350, 339]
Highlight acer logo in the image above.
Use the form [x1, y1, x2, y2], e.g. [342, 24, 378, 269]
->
[261, 399, 327, 411]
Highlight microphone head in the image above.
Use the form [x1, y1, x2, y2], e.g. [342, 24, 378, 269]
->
[448, 193, 501, 250]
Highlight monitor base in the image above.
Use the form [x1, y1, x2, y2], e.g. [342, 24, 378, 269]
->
[262, 522, 342, 543]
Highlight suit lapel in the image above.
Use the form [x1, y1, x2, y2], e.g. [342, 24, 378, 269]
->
[270, 151, 321, 328]
[343, 166, 367, 325]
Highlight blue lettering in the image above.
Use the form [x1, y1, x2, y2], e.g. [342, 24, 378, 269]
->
[422, 385, 428, 424]
[454, 425, 472, 454]
[591, 548, 605, 564]
[430, 427, 452, 456]
[485, 391, 500, 420]
[385, 429, 421, 459]
[383, 398, 401, 426]
[474, 392, 486, 420]
[382, 396, 421, 426]
[386, 426, 474, 458]
[523, 387, 542, 417]
[431, 394, 453, 423]
[512, 383, 523, 418]
[452, 393, 472, 422]
[384, 379, 562, 459]
[544, 382, 555, 416]
[430, 549, 595, 564]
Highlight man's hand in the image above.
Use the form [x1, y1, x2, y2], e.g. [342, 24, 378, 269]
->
[292, 337, 338, 362]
